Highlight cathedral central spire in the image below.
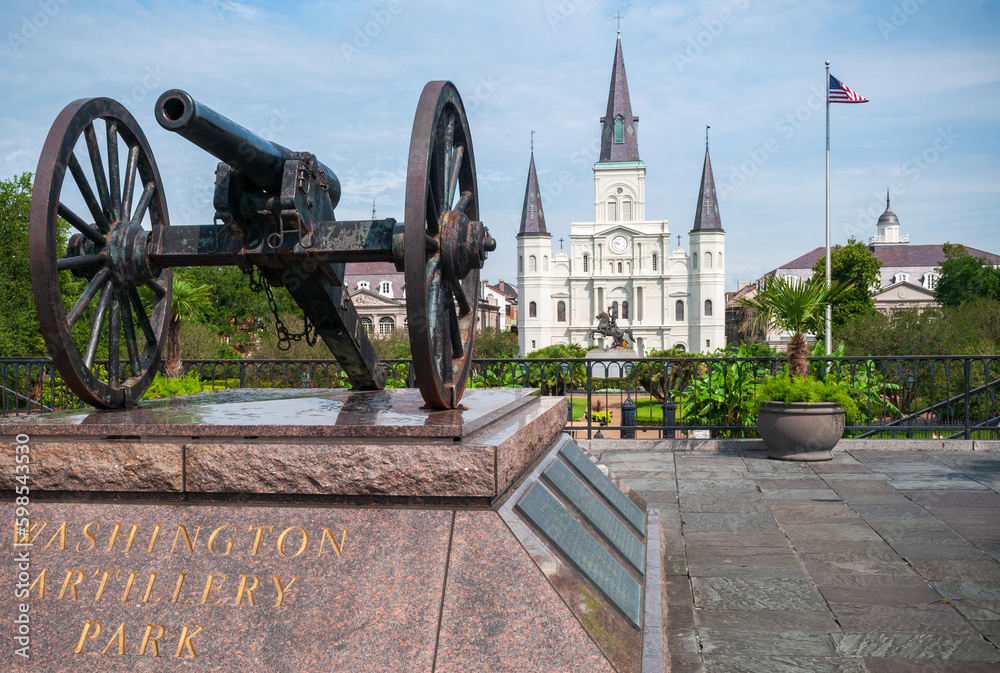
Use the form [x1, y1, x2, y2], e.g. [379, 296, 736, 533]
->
[599, 33, 640, 162]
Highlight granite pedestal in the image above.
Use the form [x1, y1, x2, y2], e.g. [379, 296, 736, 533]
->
[586, 348, 639, 379]
[1, 388, 663, 672]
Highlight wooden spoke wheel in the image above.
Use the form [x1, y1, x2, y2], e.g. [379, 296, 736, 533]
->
[404, 82, 495, 409]
[30, 98, 171, 409]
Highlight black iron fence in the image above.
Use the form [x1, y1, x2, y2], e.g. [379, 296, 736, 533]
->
[3, 356, 998, 440]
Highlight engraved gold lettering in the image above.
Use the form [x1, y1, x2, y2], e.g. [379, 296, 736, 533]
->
[142, 572, 162, 603]
[271, 575, 298, 608]
[106, 523, 140, 552]
[43, 522, 67, 551]
[58, 569, 85, 600]
[170, 525, 204, 554]
[76, 521, 100, 552]
[74, 621, 102, 654]
[234, 575, 259, 606]
[139, 623, 165, 657]
[93, 569, 120, 601]
[318, 527, 348, 558]
[147, 524, 163, 553]
[200, 573, 227, 605]
[100, 622, 126, 656]
[247, 525, 273, 555]
[27, 568, 46, 599]
[120, 570, 139, 602]
[208, 525, 236, 556]
[173, 625, 207, 658]
[171, 573, 192, 604]
[15, 520, 47, 545]
[277, 526, 308, 558]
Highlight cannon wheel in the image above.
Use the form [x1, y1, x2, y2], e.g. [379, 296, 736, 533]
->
[404, 82, 481, 409]
[30, 98, 171, 409]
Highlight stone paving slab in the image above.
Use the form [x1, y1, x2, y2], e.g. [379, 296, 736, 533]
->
[594, 445, 1000, 672]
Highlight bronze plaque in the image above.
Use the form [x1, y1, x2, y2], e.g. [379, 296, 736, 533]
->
[515, 482, 642, 628]
[543, 459, 645, 573]
[560, 439, 646, 533]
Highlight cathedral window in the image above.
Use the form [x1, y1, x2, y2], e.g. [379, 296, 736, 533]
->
[529, 301, 537, 318]
[557, 301, 566, 322]
[613, 115, 624, 144]
[612, 300, 619, 317]
[379, 317, 395, 334]
[617, 261, 623, 273]
[519, 256, 523, 272]
[622, 300, 629, 319]
[529, 255, 537, 272]
[622, 199, 632, 222]
[675, 300, 684, 321]
[692, 254, 698, 270]
[704, 299, 713, 317]
[543, 256, 549, 271]
[705, 252, 713, 269]
[607, 199, 617, 222]
[652, 253, 658, 271]
[583, 253, 589, 273]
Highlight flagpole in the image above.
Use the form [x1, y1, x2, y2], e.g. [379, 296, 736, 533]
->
[824, 59, 832, 356]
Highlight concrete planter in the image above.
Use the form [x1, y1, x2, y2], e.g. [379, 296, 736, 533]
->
[757, 401, 845, 461]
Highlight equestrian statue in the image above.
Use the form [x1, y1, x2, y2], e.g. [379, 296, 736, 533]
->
[589, 304, 634, 349]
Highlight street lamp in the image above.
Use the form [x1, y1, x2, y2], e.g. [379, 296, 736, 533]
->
[621, 361, 636, 439]
[559, 362, 573, 423]
[662, 362, 676, 439]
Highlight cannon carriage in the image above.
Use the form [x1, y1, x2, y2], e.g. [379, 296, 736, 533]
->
[29, 81, 495, 411]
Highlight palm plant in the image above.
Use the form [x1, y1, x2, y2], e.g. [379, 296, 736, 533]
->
[165, 280, 213, 377]
[736, 275, 850, 379]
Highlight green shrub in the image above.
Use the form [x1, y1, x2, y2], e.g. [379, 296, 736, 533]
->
[142, 372, 209, 400]
[758, 374, 858, 422]
[588, 411, 613, 425]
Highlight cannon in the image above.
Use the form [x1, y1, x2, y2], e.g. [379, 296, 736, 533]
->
[29, 82, 495, 410]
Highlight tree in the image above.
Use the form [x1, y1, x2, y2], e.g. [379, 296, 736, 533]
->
[934, 243, 1000, 307]
[166, 280, 213, 377]
[810, 237, 882, 329]
[736, 275, 850, 378]
[0, 173, 46, 357]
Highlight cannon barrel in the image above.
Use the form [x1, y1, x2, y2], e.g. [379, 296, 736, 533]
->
[154, 89, 340, 203]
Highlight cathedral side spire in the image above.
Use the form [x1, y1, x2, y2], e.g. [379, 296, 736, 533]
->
[692, 142, 722, 232]
[599, 33, 640, 162]
[517, 149, 547, 236]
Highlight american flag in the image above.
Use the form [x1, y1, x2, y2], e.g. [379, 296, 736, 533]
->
[829, 74, 869, 103]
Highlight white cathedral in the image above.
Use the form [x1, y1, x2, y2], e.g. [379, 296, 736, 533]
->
[516, 34, 727, 356]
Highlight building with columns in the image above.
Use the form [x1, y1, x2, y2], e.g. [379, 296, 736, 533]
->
[516, 34, 727, 355]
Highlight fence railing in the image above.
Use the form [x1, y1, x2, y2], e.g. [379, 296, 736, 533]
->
[3, 356, 998, 440]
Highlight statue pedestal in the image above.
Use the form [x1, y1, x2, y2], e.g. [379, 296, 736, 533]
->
[586, 348, 638, 378]
[0, 388, 663, 673]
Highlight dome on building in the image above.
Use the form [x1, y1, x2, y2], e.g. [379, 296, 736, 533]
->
[878, 192, 899, 226]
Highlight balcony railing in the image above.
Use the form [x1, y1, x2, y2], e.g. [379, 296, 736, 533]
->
[3, 355, 998, 440]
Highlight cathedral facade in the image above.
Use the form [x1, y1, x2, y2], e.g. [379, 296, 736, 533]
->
[516, 35, 727, 356]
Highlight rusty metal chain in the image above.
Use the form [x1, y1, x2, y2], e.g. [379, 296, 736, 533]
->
[245, 266, 318, 350]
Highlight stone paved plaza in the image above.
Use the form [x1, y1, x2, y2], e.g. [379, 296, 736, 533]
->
[593, 443, 1000, 672]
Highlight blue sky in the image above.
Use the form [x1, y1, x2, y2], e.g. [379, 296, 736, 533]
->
[2, 0, 998, 290]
